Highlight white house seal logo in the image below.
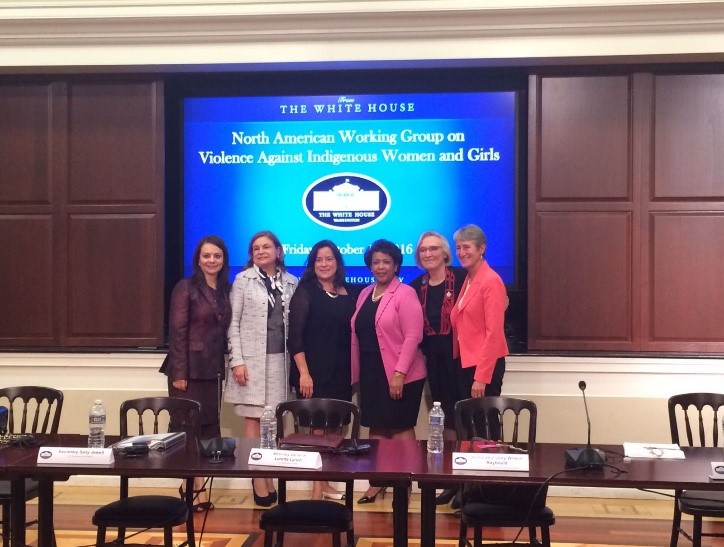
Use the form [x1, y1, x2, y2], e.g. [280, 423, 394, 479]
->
[302, 173, 391, 231]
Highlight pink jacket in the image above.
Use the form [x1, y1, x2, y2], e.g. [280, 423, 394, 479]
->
[450, 261, 509, 384]
[350, 277, 426, 385]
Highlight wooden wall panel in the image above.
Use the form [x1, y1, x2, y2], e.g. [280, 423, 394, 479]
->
[0, 77, 164, 348]
[66, 214, 159, 345]
[531, 70, 724, 353]
[653, 74, 724, 199]
[534, 212, 632, 347]
[0, 216, 54, 343]
[0, 84, 52, 204]
[67, 82, 160, 204]
[540, 76, 631, 200]
[649, 213, 724, 347]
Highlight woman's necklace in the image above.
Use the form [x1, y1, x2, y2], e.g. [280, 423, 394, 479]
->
[324, 290, 338, 298]
[371, 284, 386, 302]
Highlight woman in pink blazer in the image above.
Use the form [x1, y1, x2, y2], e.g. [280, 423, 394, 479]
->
[351, 239, 425, 503]
[450, 225, 508, 402]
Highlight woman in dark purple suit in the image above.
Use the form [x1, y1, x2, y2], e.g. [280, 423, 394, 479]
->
[162, 235, 232, 512]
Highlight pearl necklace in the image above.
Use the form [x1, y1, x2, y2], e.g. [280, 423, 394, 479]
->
[371, 284, 386, 302]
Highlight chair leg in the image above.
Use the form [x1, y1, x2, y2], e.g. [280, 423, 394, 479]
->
[528, 525, 537, 544]
[164, 526, 173, 547]
[346, 527, 355, 547]
[541, 525, 551, 547]
[2, 504, 9, 547]
[263, 530, 273, 547]
[458, 520, 468, 547]
[95, 525, 106, 547]
[277, 530, 285, 546]
[692, 515, 702, 547]
[332, 533, 341, 547]
[670, 501, 681, 547]
[117, 526, 126, 544]
[473, 525, 482, 547]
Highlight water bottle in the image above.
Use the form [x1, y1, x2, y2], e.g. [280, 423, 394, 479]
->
[427, 401, 445, 454]
[260, 405, 276, 449]
[88, 399, 106, 448]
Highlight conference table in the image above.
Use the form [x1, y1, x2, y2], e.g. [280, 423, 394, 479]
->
[416, 442, 724, 547]
[1, 435, 416, 547]
[2, 436, 723, 547]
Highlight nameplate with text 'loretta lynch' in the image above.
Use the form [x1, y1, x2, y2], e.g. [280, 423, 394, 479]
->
[248, 447, 322, 469]
[452, 441, 529, 471]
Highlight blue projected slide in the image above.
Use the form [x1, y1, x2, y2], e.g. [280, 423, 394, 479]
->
[183, 92, 517, 284]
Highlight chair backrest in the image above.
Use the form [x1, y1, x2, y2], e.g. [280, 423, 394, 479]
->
[0, 386, 63, 434]
[120, 397, 201, 439]
[454, 396, 537, 449]
[668, 392, 724, 448]
[275, 398, 360, 440]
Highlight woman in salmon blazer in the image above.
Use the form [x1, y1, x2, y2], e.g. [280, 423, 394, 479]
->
[450, 224, 508, 401]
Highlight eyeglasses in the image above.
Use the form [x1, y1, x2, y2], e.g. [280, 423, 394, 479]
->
[418, 246, 442, 254]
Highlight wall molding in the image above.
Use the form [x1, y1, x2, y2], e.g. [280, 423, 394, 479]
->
[0, 1, 723, 68]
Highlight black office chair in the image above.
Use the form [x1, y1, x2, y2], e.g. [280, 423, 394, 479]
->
[258, 398, 360, 547]
[91, 397, 200, 547]
[668, 393, 724, 547]
[454, 397, 555, 547]
[0, 386, 64, 547]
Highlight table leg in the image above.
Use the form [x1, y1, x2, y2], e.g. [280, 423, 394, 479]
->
[419, 484, 437, 547]
[391, 483, 409, 547]
[37, 479, 54, 547]
[10, 479, 26, 547]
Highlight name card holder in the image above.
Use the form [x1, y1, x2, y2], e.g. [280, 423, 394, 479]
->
[711, 461, 724, 481]
[248, 448, 322, 469]
[452, 451, 529, 471]
[37, 447, 114, 465]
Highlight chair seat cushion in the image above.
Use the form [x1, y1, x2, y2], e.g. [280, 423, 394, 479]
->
[680, 490, 724, 515]
[92, 495, 187, 527]
[461, 502, 556, 527]
[259, 500, 352, 528]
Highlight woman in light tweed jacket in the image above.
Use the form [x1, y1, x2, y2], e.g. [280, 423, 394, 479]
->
[224, 230, 297, 506]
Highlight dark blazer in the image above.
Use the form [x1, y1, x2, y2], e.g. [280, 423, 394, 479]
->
[165, 277, 231, 382]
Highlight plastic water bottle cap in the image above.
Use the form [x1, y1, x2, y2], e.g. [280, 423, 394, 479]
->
[94, 400, 103, 405]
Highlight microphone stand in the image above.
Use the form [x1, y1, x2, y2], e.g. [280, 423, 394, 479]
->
[565, 381, 605, 469]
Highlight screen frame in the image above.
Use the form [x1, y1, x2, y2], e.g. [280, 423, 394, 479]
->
[164, 67, 528, 349]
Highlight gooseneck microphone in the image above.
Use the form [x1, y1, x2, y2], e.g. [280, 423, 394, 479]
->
[579, 381, 592, 447]
[564, 380, 605, 469]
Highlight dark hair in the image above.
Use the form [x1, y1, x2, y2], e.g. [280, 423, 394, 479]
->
[300, 240, 346, 288]
[244, 230, 286, 272]
[191, 235, 231, 293]
[364, 239, 403, 273]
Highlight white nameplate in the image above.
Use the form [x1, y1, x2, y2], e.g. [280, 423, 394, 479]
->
[248, 447, 322, 469]
[711, 461, 724, 481]
[452, 451, 529, 471]
[37, 446, 114, 465]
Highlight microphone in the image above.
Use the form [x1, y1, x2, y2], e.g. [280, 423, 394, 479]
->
[0, 405, 8, 436]
[565, 380, 605, 469]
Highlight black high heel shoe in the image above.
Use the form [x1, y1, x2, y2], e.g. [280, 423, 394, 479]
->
[252, 479, 275, 507]
[357, 486, 387, 504]
[435, 488, 457, 505]
[179, 485, 215, 512]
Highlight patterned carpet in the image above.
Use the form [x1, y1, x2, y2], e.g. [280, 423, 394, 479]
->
[23, 531, 655, 547]
[24, 530, 255, 547]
